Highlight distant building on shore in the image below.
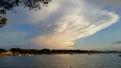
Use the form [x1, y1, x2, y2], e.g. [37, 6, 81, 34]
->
[0, 52, 12, 56]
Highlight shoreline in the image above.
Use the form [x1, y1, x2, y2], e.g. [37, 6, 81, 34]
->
[0, 52, 120, 57]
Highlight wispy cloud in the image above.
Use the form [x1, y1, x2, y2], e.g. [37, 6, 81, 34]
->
[86, 0, 121, 6]
[112, 41, 121, 45]
[30, 0, 119, 49]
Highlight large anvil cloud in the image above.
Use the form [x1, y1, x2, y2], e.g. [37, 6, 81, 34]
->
[30, 0, 119, 49]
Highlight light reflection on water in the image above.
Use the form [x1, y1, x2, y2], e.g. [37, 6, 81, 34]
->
[0, 54, 121, 68]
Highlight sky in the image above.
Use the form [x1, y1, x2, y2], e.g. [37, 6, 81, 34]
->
[0, 0, 121, 50]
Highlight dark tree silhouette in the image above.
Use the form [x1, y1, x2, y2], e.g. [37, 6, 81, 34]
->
[0, 16, 7, 28]
[0, 0, 51, 28]
[0, 48, 7, 52]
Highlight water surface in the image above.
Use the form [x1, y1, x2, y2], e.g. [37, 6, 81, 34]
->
[0, 54, 121, 68]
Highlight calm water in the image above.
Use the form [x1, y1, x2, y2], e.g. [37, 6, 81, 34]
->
[0, 54, 121, 68]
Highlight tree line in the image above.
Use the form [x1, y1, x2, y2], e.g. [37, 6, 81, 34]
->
[0, 48, 121, 55]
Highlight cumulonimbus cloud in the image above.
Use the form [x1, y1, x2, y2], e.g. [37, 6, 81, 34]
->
[31, 0, 119, 49]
